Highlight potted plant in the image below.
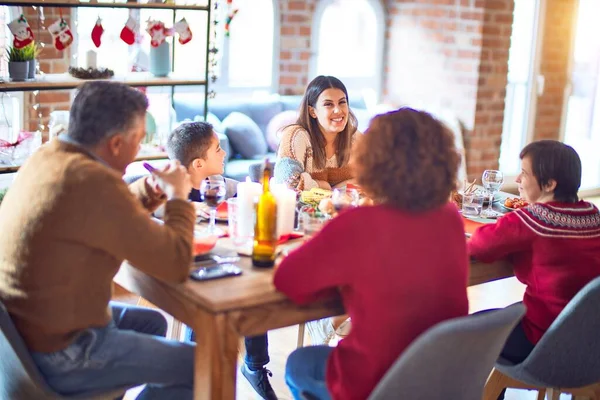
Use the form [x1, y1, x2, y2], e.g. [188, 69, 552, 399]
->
[6, 46, 29, 81]
[23, 42, 41, 79]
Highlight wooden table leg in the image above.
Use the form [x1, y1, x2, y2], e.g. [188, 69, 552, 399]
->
[192, 309, 239, 400]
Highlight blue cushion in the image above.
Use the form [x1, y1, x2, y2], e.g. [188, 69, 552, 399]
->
[221, 112, 268, 159]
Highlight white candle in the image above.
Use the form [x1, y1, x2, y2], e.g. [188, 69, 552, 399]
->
[272, 183, 296, 238]
[86, 50, 97, 69]
[236, 177, 262, 238]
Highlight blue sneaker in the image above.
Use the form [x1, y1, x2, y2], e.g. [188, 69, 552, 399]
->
[240, 363, 278, 400]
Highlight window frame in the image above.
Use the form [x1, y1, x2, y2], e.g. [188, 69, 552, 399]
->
[499, 0, 546, 190]
[209, 0, 279, 96]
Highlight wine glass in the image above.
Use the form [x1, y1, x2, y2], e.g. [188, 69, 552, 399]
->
[200, 179, 227, 236]
[481, 170, 504, 218]
[331, 188, 359, 213]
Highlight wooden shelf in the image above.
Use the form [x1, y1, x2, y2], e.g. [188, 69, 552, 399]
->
[0, 73, 207, 92]
[1, 0, 208, 10]
[0, 165, 19, 174]
[0, 152, 168, 174]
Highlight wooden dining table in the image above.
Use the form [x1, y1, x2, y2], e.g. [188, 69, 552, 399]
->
[114, 225, 514, 400]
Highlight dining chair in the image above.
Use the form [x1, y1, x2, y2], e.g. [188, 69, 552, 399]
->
[0, 300, 129, 400]
[483, 275, 600, 400]
[367, 303, 525, 400]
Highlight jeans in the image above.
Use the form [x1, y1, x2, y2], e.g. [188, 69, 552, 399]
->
[31, 302, 195, 400]
[285, 345, 333, 400]
[186, 327, 269, 370]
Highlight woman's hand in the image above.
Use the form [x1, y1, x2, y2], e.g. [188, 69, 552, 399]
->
[316, 180, 332, 190]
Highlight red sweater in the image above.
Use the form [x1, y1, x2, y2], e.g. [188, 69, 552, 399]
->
[274, 203, 469, 400]
[468, 201, 600, 344]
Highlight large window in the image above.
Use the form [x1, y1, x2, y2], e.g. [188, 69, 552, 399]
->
[310, 0, 384, 101]
[499, 0, 543, 176]
[212, 0, 276, 92]
[562, 0, 600, 191]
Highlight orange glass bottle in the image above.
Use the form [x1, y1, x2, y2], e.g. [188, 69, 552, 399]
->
[252, 160, 278, 268]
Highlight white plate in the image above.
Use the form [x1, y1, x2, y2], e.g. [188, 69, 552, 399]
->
[463, 214, 498, 224]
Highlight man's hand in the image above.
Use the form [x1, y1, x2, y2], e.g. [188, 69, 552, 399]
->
[148, 161, 192, 200]
[145, 175, 165, 199]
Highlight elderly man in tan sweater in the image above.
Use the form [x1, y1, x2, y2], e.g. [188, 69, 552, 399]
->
[0, 81, 196, 399]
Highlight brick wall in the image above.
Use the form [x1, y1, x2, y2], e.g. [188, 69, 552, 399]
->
[468, 0, 514, 176]
[384, 0, 484, 132]
[533, 0, 577, 141]
[23, 7, 73, 138]
[277, 0, 316, 95]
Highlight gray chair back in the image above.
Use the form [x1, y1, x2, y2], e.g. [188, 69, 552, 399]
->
[0, 300, 126, 400]
[368, 303, 526, 400]
[496, 275, 600, 388]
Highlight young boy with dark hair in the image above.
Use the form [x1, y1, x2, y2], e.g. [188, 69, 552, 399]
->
[166, 121, 277, 400]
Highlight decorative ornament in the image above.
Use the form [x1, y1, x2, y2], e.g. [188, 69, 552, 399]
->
[48, 18, 73, 51]
[91, 16, 104, 48]
[8, 15, 34, 49]
[224, 9, 238, 37]
[120, 16, 138, 45]
[145, 20, 168, 47]
[173, 18, 192, 45]
[0, 131, 33, 149]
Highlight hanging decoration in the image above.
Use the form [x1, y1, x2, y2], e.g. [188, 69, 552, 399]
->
[91, 16, 104, 48]
[173, 18, 192, 45]
[48, 13, 73, 51]
[120, 15, 138, 45]
[224, 8, 238, 37]
[8, 14, 35, 49]
[33, 7, 46, 136]
[145, 20, 169, 47]
[207, 0, 221, 98]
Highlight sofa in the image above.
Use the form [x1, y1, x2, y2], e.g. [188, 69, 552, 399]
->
[173, 93, 371, 181]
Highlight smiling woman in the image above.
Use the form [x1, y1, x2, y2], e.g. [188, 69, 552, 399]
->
[274, 75, 359, 191]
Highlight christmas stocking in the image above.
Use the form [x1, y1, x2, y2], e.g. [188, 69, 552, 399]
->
[145, 20, 167, 47]
[91, 17, 104, 48]
[173, 18, 192, 45]
[8, 15, 34, 49]
[120, 16, 138, 45]
[48, 19, 73, 51]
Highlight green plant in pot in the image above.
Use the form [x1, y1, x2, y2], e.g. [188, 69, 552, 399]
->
[6, 46, 30, 81]
[23, 42, 41, 79]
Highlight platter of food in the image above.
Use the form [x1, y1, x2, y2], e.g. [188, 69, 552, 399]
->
[502, 197, 529, 211]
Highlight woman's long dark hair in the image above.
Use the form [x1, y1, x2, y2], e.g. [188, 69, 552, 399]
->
[293, 75, 358, 169]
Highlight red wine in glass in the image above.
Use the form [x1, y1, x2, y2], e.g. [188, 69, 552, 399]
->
[202, 193, 226, 208]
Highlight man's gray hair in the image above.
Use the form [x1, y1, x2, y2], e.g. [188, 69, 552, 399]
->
[67, 81, 148, 147]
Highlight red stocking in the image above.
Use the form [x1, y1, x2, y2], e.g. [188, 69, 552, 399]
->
[91, 17, 104, 48]
[120, 16, 137, 45]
